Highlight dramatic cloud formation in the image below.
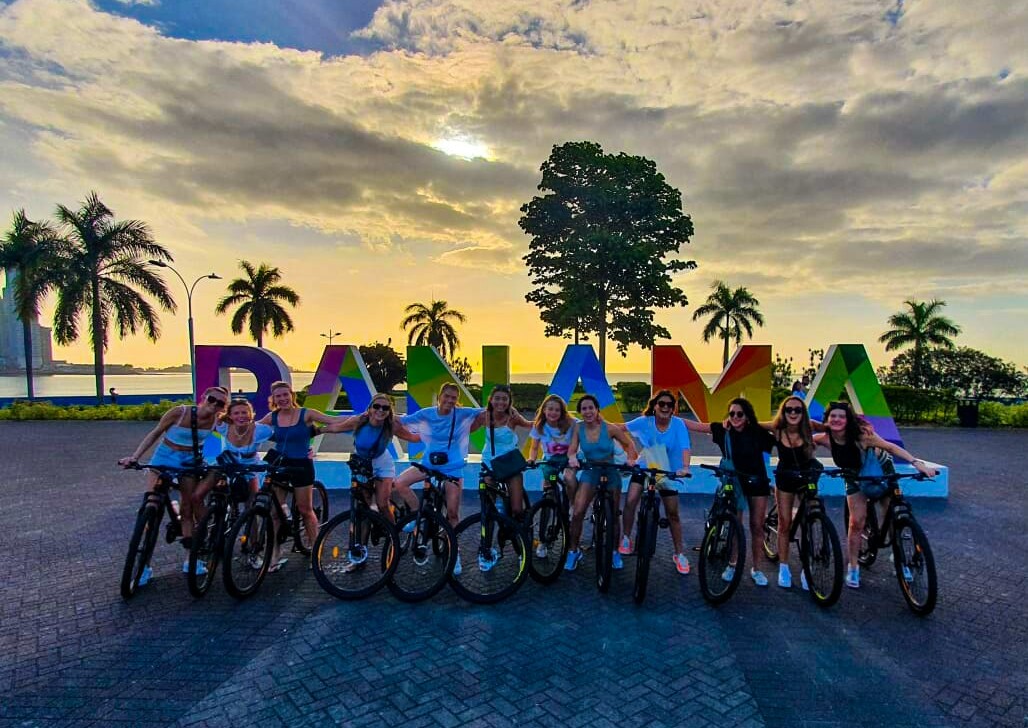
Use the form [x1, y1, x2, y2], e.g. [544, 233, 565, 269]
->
[0, 0, 1025, 373]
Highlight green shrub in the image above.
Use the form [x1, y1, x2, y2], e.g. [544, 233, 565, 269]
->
[509, 383, 549, 415]
[1003, 403, 1028, 427]
[0, 399, 189, 421]
[616, 382, 651, 413]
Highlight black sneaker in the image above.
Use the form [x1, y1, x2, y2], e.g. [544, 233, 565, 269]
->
[165, 519, 181, 544]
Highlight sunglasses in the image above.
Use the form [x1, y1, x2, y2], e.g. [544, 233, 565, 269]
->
[784, 406, 804, 415]
[828, 401, 849, 410]
[370, 403, 391, 412]
[728, 410, 746, 418]
[656, 401, 675, 409]
[206, 395, 227, 409]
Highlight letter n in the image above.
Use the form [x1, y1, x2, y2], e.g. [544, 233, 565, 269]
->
[652, 345, 772, 421]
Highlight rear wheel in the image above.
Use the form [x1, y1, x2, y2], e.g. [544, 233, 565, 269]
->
[450, 511, 529, 604]
[527, 500, 568, 584]
[313, 509, 398, 600]
[188, 506, 224, 598]
[800, 510, 843, 608]
[763, 500, 780, 562]
[632, 504, 659, 604]
[120, 502, 160, 600]
[388, 511, 456, 602]
[594, 496, 615, 593]
[698, 513, 746, 605]
[292, 481, 329, 556]
[223, 506, 274, 600]
[893, 518, 937, 616]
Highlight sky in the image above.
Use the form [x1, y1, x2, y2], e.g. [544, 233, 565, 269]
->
[0, 0, 1025, 375]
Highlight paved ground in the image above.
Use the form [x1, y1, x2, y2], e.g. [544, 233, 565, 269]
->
[0, 422, 1025, 727]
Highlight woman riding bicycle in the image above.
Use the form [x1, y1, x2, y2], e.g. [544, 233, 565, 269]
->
[685, 398, 775, 587]
[526, 394, 577, 500]
[214, 398, 274, 496]
[565, 394, 638, 572]
[619, 389, 693, 576]
[813, 401, 936, 589]
[118, 386, 229, 577]
[472, 384, 532, 518]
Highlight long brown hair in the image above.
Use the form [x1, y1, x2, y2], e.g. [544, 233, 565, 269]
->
[533, 394, 572, 435]
[771, 396, 814, 459]
[643, 389, 677, 417]
[354, 393, 395, 439]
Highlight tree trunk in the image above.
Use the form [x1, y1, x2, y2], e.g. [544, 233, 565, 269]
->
[91, 278, 104, 404]
[722, 329, 730, 367]
[21, 319, 33, 401]
[598, 299, 607, 371]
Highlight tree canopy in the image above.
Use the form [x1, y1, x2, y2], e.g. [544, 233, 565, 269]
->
[519, 141, 695, 367]
[215, 261, 300, 348]
[691, 281, 765, 366]
[401, 299, 466, 361]
[359, 341, 406, 393]
[878, 299, 960, 389]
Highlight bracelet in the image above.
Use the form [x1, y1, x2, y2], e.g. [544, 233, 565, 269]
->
[912, 458, 924, 465]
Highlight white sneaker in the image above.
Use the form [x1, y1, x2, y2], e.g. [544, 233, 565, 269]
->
[535, 543, 548, 559]
[800, 570, 809, 591]
[751, 569, 769, 587]
[778, 564, 792, 588]
[453, 558, 462, 576]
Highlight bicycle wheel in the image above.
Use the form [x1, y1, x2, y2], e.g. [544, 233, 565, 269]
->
[893, 518, 937, 616]
[292, 480, 329, 556]
[844, 499, 879, 567]
[223, 506, 274, 600]
[120, 502, 160, 600]
[594, 496, 615, 593]
[527, 499, 568, 584]
[800, 511, 843, 608]
[697, 513, 746, 605]
[632, 504, 659, 604]
[449, 512, 529, 604]
[388, 511, 456, 602]
[313, 509, 398, 600]
[188, 506, 224, 598]
[763, 501, 780, 562]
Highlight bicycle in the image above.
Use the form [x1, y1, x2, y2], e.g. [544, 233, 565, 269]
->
[447, 464, 530, 604]
[573, 460, 625, 593]
[187, 458, 269, 598]
[625, 465, 687, 605]
[836, 470, 938, 615]
[761, 467, 844, 607]
[522, 461, 570, 584]
[221, 463, 328, 600]
[696, 463, 746, 605]
[311, 456, 399, 600]
[386, 461, 457, 602]
[119, 462, 208, 600]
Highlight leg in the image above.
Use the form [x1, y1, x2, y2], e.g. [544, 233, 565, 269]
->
[846, 493, 868, 570]
[376, 477, 395, 521]
[178, 476, 196, 540]
[663, 493, 684, 555]
[563, 468, 578, 510]
[293, 485, 320, 546]
[391, 466, 425, 512]
[621, 480, 643, 551]
[748, 496, 767, 575]
[567, 482, 594, 551]
[776, 490, 796, 564]
[507, 473, 526, 519]
[444, 478, 463, 529]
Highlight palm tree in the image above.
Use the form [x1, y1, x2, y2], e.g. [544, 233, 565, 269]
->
[692, 280, 765, 366]
[215, 261, 300, 347]
[879, 299, 961, 388]
[0, 210, 65, 400]
[401, 300, 467, 361]
[52, 192, 177, 403]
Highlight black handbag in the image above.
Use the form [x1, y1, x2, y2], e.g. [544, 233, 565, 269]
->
[429, 410, 456, 466]
[487, 412, 527, 482]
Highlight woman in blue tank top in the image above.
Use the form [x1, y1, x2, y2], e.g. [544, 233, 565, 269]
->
[564, 394, 638, 573]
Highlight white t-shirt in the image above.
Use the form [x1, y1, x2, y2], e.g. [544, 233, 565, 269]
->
[626, 416, 691, 472]
[401, 406, 483, 467]
[528, 422, 575, 460]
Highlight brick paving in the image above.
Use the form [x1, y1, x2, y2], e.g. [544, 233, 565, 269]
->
[0, 422, 1025, 727]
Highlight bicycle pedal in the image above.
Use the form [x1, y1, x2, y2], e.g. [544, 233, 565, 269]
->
[658, 518, 670, 528]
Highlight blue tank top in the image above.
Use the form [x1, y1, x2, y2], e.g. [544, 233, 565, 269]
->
[578, 420, 614, 463]
[163, 407, 212, 447]
[353, 423, 390, 459]
[271, 408, 311, 458]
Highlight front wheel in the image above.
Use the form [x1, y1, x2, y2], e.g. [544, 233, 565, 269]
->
[223, 506, 274, 600]
[527, 500, 568, 585]
[594, 496, 615, 593]
[313, 509, 398, 600]
[893, 518, 937, 616]
[632, 505, 659, 604]
[388, 511, 456, 602]
[449, 511, 529, 604]
[800, 511, 843, 608]
[120, 502, 160, 600]
[292, 481, 329, 556]
[188, 506, 225, 598]
[698, 513, 746, 605]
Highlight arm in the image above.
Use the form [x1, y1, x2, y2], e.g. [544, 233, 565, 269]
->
[865, 433, 938, 476]
[321, 414, 363, 434]
[813, 432, 830, 450]
[119, 406, 182, 465]
[306, 409, 349, 427]
[510, 409, 533, 430]
[678, 448, 692, 477]
[682, 417, 712, 435]
[567, 426, 581, 468]
[393, 420, 421, 443]
[527, 431, 541, 463]
[471, 409, 489, 431]
[611, 424, 639, 466]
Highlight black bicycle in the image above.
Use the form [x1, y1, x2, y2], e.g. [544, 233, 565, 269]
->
[837, 470, 938, 615]
[449, 464, 530, 604]
[187, 457, 269, 597]
[387, 462, 457, 602]
[522, 460, 570, 584]
[574, 460, 624, 593]
[626, 465, 686, 605]
[697, 463, 746, 605]
[762, 467, 844, 607]
[120, 462, 208, 600]
[222, 464, 328, 600]
[312, 456, 399, 600]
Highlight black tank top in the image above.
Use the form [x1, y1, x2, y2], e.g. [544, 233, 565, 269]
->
[829, 436, 862, 470]
[775, 440, 813, 472]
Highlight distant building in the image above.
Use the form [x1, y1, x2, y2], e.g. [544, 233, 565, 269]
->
[0, 269, 54, 372]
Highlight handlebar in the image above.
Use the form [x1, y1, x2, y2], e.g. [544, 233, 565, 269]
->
[120, 462, 210, 477]
[823, 469, 931, 483]
[409, 461, 457, 482]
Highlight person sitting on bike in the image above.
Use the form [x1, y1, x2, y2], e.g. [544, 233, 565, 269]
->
[813, 401, 936, 589]
[471, 384, 533, 519]
[256, 380, 348, 570]
[565, 394, 638, 572]
[118, 386, 229, 579]
[685, 398, 775, 587]
[214, 398, 276, 496]
[527, 394, 577, 504]
[619, 389, 693, 575]
[322, 393, 421, 521]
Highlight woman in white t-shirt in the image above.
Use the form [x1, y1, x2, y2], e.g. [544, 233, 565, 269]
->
[526, 394, 577, 498]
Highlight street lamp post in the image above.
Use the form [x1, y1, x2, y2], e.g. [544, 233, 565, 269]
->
[320, 329, 342, 346]
[150, 260, 221, 401]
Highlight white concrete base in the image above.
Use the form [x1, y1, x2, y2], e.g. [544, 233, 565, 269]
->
[313, 455, 949, 498]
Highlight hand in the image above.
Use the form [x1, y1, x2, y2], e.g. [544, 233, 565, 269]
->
[526, 459, 536, 467]
[722, 418, 731, 429]
[626, 457, 638, 467]
[913, 459, 938, 476]
[568, 457, 579, 469]
[118, 456, 137, 467]
[675, 467, 690, 478]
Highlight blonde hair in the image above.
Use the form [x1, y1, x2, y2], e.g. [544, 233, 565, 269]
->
[267, 380, 298, 411]
[533, 394, 572, 435]
[771, 396, 815, 459]
[221, 398, 254, 425]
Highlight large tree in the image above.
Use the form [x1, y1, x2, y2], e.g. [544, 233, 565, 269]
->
[520, 141, 695, 368]
[878, 299, 960, 389]
[401, 299, 466, 361]
[358, 341, 406, 393]
[215, 261, 301, 347]
[691, 281, 765, 366]
[52, 192, 177, 403]
[0, 210, 65, 400]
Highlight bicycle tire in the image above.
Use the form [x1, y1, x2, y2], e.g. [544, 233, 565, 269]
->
[223, 506, 274, 600]
[120, 502, 159, 600]
[527, 500, 568, 585]
[892, 518, 937, 616]
[388, 510, 456, 602]
[800, 510, 843, 608]
[449, 512, 529, 604]
[187, 506, 224, 598]
[292, 480, 329, 556]
[595, 496, 615, 593]
[313, 509, 398, 600]
[698, 513, 746, 605]
[763, 501, 780, 562]
[632, 505, 658, 604]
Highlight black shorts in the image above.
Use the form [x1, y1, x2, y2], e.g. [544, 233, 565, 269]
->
[773, 472, 807, 494]
[266, 454, 316, 489]
[738, 475, 771, 499]
[629, 473, 679, 499]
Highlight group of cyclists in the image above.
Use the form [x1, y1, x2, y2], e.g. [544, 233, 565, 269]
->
[120, 379, 938, 596]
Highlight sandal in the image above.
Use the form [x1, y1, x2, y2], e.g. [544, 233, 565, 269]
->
[268, 558, 289, 573]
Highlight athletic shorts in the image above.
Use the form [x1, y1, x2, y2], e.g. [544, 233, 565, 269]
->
[149, 445, 202, 472]
[738, 474, 771, 500]
[578, 465, 623, 488]
[266, 455, 316, 488]
[629, 473, 679, 498]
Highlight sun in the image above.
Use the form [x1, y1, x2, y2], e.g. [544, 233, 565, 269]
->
[432, 136, 490, 160]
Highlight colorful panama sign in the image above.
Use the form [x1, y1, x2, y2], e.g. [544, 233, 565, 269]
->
[195, 341, 903, 449]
